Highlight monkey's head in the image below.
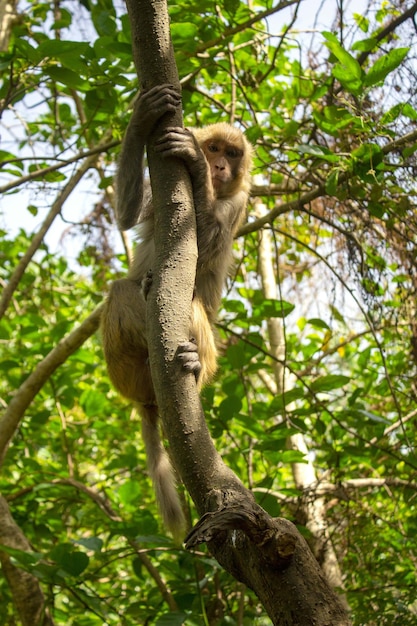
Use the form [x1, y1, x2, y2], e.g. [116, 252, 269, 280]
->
[193, 123, 253, 199]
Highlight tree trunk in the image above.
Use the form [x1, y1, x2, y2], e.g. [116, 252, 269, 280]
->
[255, 200, 348, 603]
[0, 496, 55, 626]
[125, 1, 352, 623]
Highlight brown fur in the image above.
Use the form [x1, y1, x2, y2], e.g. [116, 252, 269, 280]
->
[101, 85, 252, 539]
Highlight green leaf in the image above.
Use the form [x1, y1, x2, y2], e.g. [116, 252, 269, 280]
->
[323, 31, 361, 74]
[323, 31, 363, 94]
[155, 613, 187, 626]
[351, 143, 384, 177]
[296, 144, 339, 163]
[49, 544, 89, 577]
[253, 298, 295, 319]
[307, 318, 330, 330]
[51, 7, 72, 29]
[0, 150, 23, 169]
[311, 375, 350, 392]
[118, 480, 141, 506]
[38, 40, 92, 68]
[219, 394, 242, 419]
[329, 305, 345, 324]
[132, 557, 144, 579]
[270, 387, 305, 411]
[345, 408, 390, 425]
[46, 66, 87, 89]
[91, 7, 117, 36]
[326, 169, 340, 195]
[255, 492, 281, 517]
[353, 13, 370, 33]
[171, 22, 198, 42]
[351, 36, 377, 53]
[281, 450, 307, 464]
[0, 545, 43, 567]
[14, 39, 41, 63]
[79, 388, 108, 417]
[61, 551, 89, 577]
[364, 48, 409, 87]
[74, 537, 103, 553]
[332, 64, 363, 94]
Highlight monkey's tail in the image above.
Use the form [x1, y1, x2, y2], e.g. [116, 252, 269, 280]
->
[139, 405, 186, 542]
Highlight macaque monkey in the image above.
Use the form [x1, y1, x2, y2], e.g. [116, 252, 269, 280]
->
[102, 84, 252, 539]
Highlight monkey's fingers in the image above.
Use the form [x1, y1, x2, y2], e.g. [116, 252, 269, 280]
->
[154, 129, 197, 162]
[139, 84, 181, 108]
[134, 86, 181, 129]
[154, 127, 189, 147]
[176, 340, 202, 381]
[141, 270, 153, 300]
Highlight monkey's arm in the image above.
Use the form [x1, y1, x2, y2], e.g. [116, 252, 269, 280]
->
[116, 85, 181, 231]
[155, 127, 215, 210]
[154, 127, 230, 251]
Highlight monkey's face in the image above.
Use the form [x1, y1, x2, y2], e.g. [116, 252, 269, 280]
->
[202, 139, 244, 198]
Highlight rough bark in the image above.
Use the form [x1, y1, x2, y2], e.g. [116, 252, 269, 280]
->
[126, 1, 352, 623]
[0, 495, 55, 626]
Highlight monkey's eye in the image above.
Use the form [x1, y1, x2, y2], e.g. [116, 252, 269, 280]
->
[207, 143, 219, 153]
[226, 148, 243, 159]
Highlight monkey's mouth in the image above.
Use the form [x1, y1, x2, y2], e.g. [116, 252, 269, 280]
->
[213, 176, 228, 188]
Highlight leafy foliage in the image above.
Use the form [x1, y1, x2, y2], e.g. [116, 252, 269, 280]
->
[1, 0, 417, 624]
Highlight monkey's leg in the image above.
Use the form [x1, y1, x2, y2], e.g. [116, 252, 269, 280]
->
[140, 404, 186, 541]
[101, 278, 154, 404]
[103, 279, 186, 539]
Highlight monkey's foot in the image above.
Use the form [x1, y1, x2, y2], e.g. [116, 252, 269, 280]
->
[176, 340, 201, 381]
[141, 270, 153, 299]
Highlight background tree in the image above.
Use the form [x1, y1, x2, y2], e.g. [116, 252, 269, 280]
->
[0, 0, 417, 624]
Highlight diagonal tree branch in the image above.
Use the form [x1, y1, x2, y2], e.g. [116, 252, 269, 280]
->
[238, 127, 417, 237]
[356, 1, 417, 67]
[0, 142, 108, 320]
[196, 0, 301, 54]
[0, 138, 119, 195]
[0, 305, 103, 464]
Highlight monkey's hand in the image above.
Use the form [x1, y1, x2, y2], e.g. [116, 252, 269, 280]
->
[155, 127, 214, 205]
[155, 128, 206, 173]
[130, 85, 181, 140]
[155, 127, 199, 158]
[176, 340, 202, 381]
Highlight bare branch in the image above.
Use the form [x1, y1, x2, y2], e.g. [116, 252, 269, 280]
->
[0, 138, 119, 194]
[0, 146, 108, 319]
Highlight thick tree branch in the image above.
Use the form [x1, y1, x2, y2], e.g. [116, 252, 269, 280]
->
[0, 495, 55, 626]
[126, 0, 351, 623]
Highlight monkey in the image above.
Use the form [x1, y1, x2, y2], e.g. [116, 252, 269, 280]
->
[101, 84, 252, 539]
